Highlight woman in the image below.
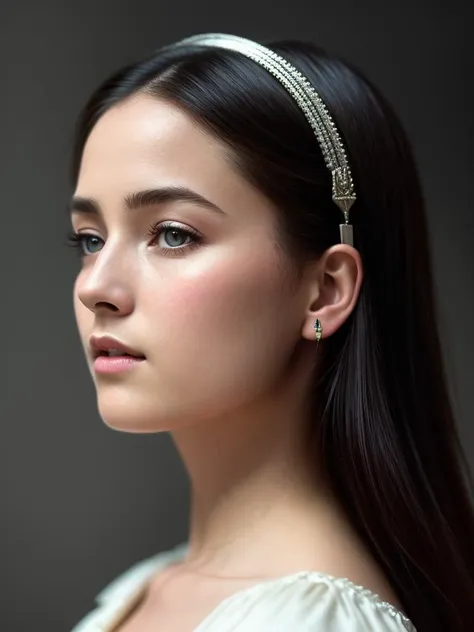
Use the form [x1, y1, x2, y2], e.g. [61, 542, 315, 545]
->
[69, 33, 474, 631]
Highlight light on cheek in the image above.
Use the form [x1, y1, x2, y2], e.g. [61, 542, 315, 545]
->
[166, 257, 281, 329]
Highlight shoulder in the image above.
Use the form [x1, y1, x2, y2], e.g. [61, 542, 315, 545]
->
[202, 570, 417, 632]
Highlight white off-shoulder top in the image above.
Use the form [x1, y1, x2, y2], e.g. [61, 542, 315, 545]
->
[71, 541, 417, 631]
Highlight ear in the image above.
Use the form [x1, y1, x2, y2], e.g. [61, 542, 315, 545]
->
[301, 245, 363, 341]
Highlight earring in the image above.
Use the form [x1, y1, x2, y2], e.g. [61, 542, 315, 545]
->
[313, 318, 323, 343]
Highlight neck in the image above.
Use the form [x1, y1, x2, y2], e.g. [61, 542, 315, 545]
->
[170, 354, 348, 579]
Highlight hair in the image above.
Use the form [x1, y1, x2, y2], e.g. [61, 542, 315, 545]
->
[70, 37, 474, 631]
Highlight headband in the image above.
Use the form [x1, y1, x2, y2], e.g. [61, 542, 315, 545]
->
[171, 33, 356, 246]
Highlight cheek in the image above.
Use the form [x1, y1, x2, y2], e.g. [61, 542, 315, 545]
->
[144, 251, 293, 414]
[153, 253, 280, 335]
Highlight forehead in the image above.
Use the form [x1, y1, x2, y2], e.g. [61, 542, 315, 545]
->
[78, 94, 234, 196]
[75, 93, 281, 234]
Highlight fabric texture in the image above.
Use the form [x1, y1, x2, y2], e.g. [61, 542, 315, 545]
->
[71, 542, 417, 631]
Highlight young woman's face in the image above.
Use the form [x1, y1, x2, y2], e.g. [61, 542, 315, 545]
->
[72, 94, 307, 432]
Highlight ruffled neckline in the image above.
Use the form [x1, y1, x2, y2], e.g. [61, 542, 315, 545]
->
[92, 541, 415, 632]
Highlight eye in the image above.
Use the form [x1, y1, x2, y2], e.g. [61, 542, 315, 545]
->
[147, 221, 202, 255]
[66, 232, 104, 256]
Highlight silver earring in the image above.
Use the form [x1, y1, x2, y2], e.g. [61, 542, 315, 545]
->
[313, 318, 323, 343]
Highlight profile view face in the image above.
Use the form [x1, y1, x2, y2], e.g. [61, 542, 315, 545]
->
[71, 95, 309, 433]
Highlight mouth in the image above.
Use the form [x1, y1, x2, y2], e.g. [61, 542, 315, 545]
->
[95, 349, 145, 358]
[90, 335, 146, 360]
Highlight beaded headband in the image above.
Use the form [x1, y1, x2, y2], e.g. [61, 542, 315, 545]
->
[171, 33, 356, 246]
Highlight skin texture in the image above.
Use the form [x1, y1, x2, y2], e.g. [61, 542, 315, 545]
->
[71, 94, 401, 629]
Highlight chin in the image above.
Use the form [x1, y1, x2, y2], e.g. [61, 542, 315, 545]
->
[94, 392, 155, 433]
[108, 424, 160, 434]
[100, 416, 160, 433]
[95, 393, 191, 434]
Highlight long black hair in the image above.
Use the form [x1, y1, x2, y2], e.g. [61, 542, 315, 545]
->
[70, 36, 474, 631]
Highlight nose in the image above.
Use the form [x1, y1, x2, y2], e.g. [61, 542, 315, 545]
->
[76, 247, 135, 316]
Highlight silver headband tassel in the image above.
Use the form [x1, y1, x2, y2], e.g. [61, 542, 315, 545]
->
[172, 33, 356, 247]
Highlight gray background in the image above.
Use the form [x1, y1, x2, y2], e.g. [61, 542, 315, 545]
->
[2, 0, 472, 630]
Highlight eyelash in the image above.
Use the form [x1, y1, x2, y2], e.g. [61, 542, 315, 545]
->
[66, 221, 202, 258]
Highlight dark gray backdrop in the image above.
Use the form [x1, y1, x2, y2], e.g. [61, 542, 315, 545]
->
[2, 1, 472, 630]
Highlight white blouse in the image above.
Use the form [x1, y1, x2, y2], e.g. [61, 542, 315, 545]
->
[71, 542, 417, 631]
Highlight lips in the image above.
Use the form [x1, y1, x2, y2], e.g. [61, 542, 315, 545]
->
[89, 335, 146, 359]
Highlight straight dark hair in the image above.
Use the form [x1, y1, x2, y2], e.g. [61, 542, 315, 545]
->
[70, 37, 474, 631]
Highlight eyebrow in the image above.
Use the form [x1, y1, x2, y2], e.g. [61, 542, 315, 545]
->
[68, 186, 226, 217]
